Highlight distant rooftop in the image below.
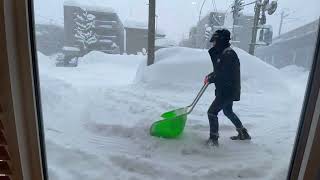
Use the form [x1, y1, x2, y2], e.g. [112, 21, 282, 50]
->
[124, 19, 165, 35]
[64, 0, 116, 13]
[155, 38, 177, 47]
[274, 19, 319, 41]
[124, 20, 148, 29]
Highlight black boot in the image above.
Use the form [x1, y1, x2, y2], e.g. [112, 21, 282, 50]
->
[230, 128, 251, 140]
[206, 134, 219, 147]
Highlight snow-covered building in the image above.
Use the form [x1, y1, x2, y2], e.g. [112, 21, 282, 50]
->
[63, 1, 124, 56]
[180, 12, 272, 53]
[256, 19, 319, 69]
[183, 11, 226, 49]
[124, 20, 166, 55]
[233, 14, 255, 52]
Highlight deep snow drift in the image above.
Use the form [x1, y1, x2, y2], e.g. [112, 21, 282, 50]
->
[136, 47, 290, 94]
[37, 47, 309, 180]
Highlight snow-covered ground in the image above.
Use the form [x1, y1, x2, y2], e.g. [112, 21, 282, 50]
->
[37, 47, 309, 180]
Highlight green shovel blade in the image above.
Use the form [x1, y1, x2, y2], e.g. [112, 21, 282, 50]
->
[150, 107, 188, 138]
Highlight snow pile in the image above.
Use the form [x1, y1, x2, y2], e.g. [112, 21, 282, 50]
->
[135, 47, 211, 86]
[136, 47, 290, 95]
[62, 46, 80, 52]
[280, 65, 310, 100]
[155, 38, 177, 47]
[37, 52, 56, 69]
[38, 51, 144, 87]
[235, 48, 290, 94]
[280, 65, 309, 83]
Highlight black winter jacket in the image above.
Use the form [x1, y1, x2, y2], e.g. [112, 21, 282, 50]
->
[208, 47, 241, 101]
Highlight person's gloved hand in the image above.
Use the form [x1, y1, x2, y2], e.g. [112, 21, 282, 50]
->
[204, 76, 209, 84]
[205, 72, 215, 84]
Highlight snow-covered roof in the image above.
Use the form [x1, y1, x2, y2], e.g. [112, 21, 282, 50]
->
[272, 30, 316, 45]
[155, 38, 177, 47]
[156, 28, 166, 36]
[124, 20, 148, 29]
[62, 46, 80, 52]
[97, 25, 113, 29]
[124, 19, 166, 35]
[64, 0, 116, 13]
[99, 39, 113, 44]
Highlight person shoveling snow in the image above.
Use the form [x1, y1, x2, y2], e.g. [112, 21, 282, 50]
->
[205, 29, 251, 147]
[150, 29, 251, 147]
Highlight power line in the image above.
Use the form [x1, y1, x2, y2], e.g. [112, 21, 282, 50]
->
[199, 0, 208, 23]
[209, 0, 233, 27]
[211, 0, 217, 12]
[277, 9, 304, 36]
[223, 3, 234, 22]
[278, 10, 290, 36]
[210, 0, 223, 26]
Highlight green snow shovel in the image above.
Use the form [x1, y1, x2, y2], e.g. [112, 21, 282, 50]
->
[150, 82, 209, 138]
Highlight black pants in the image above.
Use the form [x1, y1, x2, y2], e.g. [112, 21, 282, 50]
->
[207, 96, 243, 138]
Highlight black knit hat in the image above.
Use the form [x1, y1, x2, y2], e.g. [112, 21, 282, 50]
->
[210, 29, 231, 42]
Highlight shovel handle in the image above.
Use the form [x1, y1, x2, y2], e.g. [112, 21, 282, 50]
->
[187, 83, 209, 114]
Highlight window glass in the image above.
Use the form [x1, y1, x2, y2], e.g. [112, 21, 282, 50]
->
[33, 0, 319, 179]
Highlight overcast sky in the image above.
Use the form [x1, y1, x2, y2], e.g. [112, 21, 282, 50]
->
[34, 0, 320, 42]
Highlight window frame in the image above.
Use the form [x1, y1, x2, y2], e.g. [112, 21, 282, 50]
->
[1, 0, 46, 179]
[288, 20, 320, 180]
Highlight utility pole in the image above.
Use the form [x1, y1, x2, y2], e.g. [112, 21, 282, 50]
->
[199, 0, 207, 24]
[249, 0, 278, 55]
[232, 0, 244, 41]
[249, 0, 262, 55]
[278, 11, 289, 36]
[155, 14, 158, 37]
[147, 0, 156, 66]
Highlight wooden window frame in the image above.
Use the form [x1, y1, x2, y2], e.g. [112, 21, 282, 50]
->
[0, 0, 319, 179]
[0, 0, 46, 180]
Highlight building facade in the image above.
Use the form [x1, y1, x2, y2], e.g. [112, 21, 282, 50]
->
[256, 19, 319, 69]
[63, 1, 124, 56]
